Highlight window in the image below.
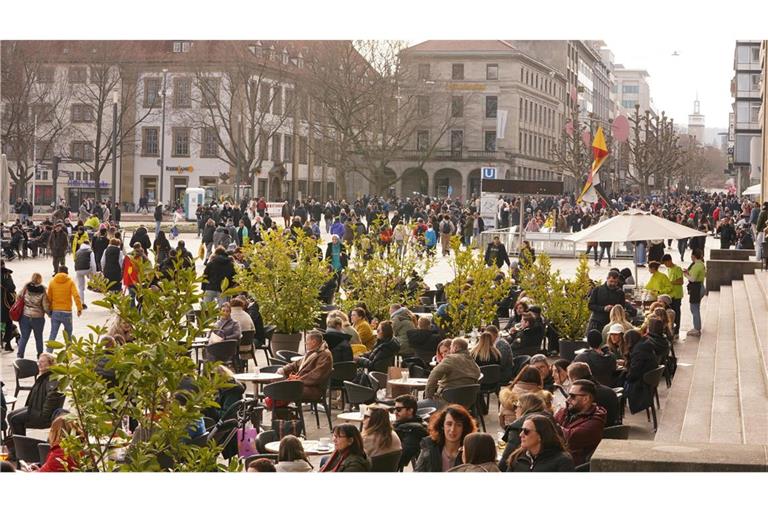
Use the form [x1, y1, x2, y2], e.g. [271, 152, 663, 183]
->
[750, 103, 760, 123]
[621, 100, 636, 109]
[71, 104, 93, 123]
[751, 47, 760, 63]
[451, 96, 463, 117]
[271, 86, 282, 115]
[299, 136, 308, 164]
[271, 133, 282, 162]
[450, 130, 463, 154]
[485, 96, 497, 118]
[299, 94, 309, 120]
[201, 127, 218, 157]
[622, 84, 640, 94]
[259, 130, 268, 160]
[418, 63, 430, 80]
[416, 130, 429, 151]
[200, 77, 219, 105]
[36, 66, 54, 83]
[285, 88, 295, 116]
[452, 63, 464, 80]
[752, 73, 762, 91]
[142, 127, 159, 156]
[71, 141, 94, 161]
[486, 64, 499, 80]
[69, 67, 87, 83]
[172, 127, 190, 157]
[484, 130, 497, 151]
[173, 41, 191, 53]
[30, 103, 53, 123]
[284, 134, 293, 162]
[173, 78, 192, 108]
[417, 95, 430, 116]
[144, 78, 161, 108]
[260, 83, 271, 112]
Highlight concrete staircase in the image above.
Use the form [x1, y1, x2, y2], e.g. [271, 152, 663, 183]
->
[655, 270, 768, 445]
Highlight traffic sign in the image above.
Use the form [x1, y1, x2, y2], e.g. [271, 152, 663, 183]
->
[481, 167, 497, 179]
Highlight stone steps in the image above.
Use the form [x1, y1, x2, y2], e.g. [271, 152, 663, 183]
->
[708, 285, 741, 443]
[741, 274, 768, 444]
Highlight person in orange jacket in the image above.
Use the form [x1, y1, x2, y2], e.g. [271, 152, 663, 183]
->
[46, 265, 82, 348]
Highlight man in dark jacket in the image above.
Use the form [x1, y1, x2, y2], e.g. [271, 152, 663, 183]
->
[405, 316, 441, 365]
[6, 353, 64, 438]
[202, 247, 236, 305]
[554, 379, 607, 466]
[393, 394, 428, 470]
[129, 226, 151, 252]
[574, 329, 617, 386]
[586, 270, 626, 334]
[154, 203, 164, 236]
[48, 223, 69, 276]
[567, 362, 620, 427]
[484, 236, 511, 269]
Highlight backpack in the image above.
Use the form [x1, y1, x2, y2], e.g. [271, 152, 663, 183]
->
[441, 221, 452, 235]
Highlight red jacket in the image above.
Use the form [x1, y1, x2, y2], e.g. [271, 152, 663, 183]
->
[122, 255, 139, 287]
[554, 404, 607, 466]
[38, 445, 77, 472]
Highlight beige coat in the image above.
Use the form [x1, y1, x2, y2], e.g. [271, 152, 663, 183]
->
[280, 343, 333, 401]
[425, 350, 482, 400]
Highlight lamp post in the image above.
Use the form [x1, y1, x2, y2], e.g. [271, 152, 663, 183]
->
[111, 90, 119, 216]
[32, 114, 37, 209]
[158, 68, 168, 207]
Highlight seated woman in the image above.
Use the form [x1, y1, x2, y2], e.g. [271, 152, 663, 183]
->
[351, 307, 376, 350]
[470, 332, 501, 366]
[509, 312, 544, 355]
[355, 320, 399, 373]
[623, 329, 658, 414]
[447, 432, 500, 472]
[432, 339, 452, 366]
[508, 414, 574, 472]
[498, 392, 550, 471]
[275, 435, 313, 472]
[503, 301, 529, 331]
[330, 310, 360, 346]
[24, 414, 80, 472]
[208, 302, 241, 345]
[406, 316, 441, 365]
[414, 404, 477, 472]
[498, 365, 544, 428]
[320, 424, 371, 472]
[323, 315, 354, 363]
[228, 297, 255, 333]
[361, 405, 402, 458]
[600, 305, 635, 344]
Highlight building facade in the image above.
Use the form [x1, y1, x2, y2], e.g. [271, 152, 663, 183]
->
[613, 66, 653, 115]
[687, 98, 706, 144]
[732, 40, 763, 191]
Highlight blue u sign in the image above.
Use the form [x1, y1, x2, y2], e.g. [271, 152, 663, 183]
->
[482, 167, 497, 179]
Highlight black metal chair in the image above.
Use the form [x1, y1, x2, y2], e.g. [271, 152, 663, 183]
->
[204, 340, 238, 367]
[255, 325, 276, 364]
[243, 453, 278, 468]
[441, 384, 485, 431]
[368, 372, 395, 406]
[268, 356, 289, 366]
[304, 377, 334, 431]
[236, 330, 257, 372]
[407, 365, 429, 379]
[416, 406, 436, 420]
[275, 350, 303, 362]
[255, 430, 279, 453]
[13, 435, 45, 464]
[478, 364, 502, 412]
[511, 355, 531, 381]
[558, 340, 589, 362]
[259, 365, 284, 374]
[263, 380, 306, 435]
[329, 361, 358, 411]
[343, 380, 377, 408]
[37, 443, 51, 464]
[207, 418, 240, 459]
[13, 358, 39, 404]
[370, 449, 403, 472]
[602, 424, 631, 440]
[642, 365, 666, 432]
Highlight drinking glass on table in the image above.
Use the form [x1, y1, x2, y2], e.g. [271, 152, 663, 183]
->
[319, 437, 331, 450]
[400, 368, 410, 381]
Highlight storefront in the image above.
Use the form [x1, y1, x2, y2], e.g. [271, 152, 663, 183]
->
[67, 179, 110, 208]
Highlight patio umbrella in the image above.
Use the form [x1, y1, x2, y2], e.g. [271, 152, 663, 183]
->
[742, 183, 761, 197]
[566, 208, 704, 280]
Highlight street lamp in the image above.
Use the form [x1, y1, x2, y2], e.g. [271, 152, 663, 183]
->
[111, 90, 119, 216]
[158, 68, 168, 207]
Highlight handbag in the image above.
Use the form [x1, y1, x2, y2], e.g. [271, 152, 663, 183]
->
[9, 290, 26, 322]
[236, 426, 259, 458]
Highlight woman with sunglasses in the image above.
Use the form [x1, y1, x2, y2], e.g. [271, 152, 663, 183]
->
[414, 404, 477, 472]
[508, 414, 574, 472]
[319, 424, 371, 472]
[498, 393, 552, 471]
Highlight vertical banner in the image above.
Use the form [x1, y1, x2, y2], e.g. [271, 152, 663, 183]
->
[496, 110, 508, 140]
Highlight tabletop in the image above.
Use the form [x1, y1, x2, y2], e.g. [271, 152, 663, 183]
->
[5, 396, 17, 406]
[388, 377, 429, 388]
[290, 355, 303, 362]
[337, 411, 396, 423]
[264, 439, 333, 456]
[233, 372, 284, 383]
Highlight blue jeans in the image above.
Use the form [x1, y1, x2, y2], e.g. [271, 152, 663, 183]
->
[18, 315, 45, 358]
[155, 220, 162, 237]
[635, 242, 647, 265]
[48, 310, 73, 350]
[690, 302, 701, 331]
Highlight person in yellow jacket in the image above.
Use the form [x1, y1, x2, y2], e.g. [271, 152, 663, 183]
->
[46, 265, 82, 351]
[645, 261, 672, 299]
[71, 227, 90, 256]
[351, 307, 376, 350]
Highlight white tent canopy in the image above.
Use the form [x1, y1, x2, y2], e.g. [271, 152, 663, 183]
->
[566, 209, 703, 243]
[742, 183, 762, 196]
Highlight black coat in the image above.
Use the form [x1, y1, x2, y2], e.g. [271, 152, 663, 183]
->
[129, 227, 151, 251]
[595, 383, 621, 427]
[202, 254, 236, 292]
[587, 284, 626, 328]
[323, 330, 354, 363]
[359, 337, 399, 373]
[394, 417, 429, 470]
[24, 371, 65, 429]
[405, 328, 440, 363]
[510, 323, 545, 353]
[574, 349, 618, 386]
[247, 301, 266, 343]
[624, 340, 658, 414]
[510, 448, 574, 472]
[484, 242, 510, 268]
[414, 437, 462, 472]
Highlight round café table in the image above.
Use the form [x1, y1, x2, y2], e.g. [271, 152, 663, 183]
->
[290, 355, 303, 363]
[337, 411, 396, 424]
[234, 372, 284, 397]
[264, 439, 334, 456]
[388, 377, 429, 389]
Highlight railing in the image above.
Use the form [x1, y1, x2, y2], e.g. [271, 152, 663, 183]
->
[477, 228, 635, 259]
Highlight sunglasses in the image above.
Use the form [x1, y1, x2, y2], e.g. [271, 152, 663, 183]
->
[520, 428, 536, 436]
[393, 406, 408, 412]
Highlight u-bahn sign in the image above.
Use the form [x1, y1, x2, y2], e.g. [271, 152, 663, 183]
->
[481, 179, 563, 196]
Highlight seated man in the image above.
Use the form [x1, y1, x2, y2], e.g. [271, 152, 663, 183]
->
[323, 315, 353, 363]
[422, 338, 481, 408]
[567, 362, 620, 427]
[393, 394, 428, 470]
[405, 316, 441, 365]
[6, 354, 65, 455]
[277, 330, 333, 403]
[509, 312, 544, 355]
[573, 329, 617, 386]
[553, 379, 607, 466]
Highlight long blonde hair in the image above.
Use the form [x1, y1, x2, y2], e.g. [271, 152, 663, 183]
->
[608, 305, 634, 332]
[470, 332, 501, 363]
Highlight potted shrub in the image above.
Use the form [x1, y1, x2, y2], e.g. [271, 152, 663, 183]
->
[236, 230, 331, 353]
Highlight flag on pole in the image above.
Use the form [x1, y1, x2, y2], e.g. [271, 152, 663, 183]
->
[577, 126, 609, 204]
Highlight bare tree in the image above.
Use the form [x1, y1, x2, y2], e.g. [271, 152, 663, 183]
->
[1, 42, 70, 201]
[304, 40, 456, 198]
[63, 42, 159, 202]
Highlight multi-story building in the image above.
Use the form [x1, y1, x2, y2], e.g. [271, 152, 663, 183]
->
[2, 40, 339, 209]
[761, 41, 768, 200]
[731, 40, 763, 191]
[613, 65, 653, 115]
[385, 40, 566, 199]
